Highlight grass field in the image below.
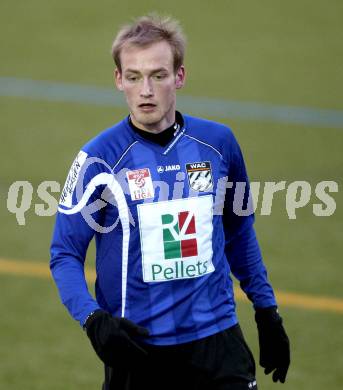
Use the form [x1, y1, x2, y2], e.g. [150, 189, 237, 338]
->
[0, 1, 342, 389]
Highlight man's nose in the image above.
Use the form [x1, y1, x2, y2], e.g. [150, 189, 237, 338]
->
[140, 78, 153, 97]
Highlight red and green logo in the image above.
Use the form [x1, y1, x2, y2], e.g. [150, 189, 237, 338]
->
[161, 211, 198, 259]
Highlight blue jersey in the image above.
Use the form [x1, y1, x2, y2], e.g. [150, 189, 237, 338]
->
[50, 114, 276, 345]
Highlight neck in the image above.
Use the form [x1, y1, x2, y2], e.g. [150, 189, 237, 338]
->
[128, 111, 183, 147]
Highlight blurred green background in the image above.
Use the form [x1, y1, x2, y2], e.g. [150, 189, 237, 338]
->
[0, 0, 342, 389]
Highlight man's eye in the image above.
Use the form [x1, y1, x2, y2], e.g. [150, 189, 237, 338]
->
[126, 75, 138, 82]
[153, 74, 166, 80]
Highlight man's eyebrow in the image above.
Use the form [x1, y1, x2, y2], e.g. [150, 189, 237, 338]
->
[151, 68, 169, 74]
[124, 69, 140, 74]
[124, 67, 169, 74]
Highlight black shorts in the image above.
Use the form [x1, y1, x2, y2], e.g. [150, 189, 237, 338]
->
[103, 323, 257, 390]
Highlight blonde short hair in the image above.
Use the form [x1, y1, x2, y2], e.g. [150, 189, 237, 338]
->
[111, 14, 186, 73]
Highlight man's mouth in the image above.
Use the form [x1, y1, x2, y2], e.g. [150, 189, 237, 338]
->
[138, 103, 157, 112]
[139, 103, 156, 108]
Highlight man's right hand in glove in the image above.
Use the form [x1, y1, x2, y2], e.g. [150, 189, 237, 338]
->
[84, 309, 150, 368]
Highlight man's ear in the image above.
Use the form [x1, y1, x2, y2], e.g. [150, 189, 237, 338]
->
[114, 69, 123, 91]
[175, 65, 186, 89]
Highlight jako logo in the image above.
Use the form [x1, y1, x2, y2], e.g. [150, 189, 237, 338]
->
[157, 165, 180, 173]
[161, 211, 198, 259]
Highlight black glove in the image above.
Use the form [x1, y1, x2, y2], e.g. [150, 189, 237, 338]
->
[84, 310, 150, 368]
[255, 306, 290, 383]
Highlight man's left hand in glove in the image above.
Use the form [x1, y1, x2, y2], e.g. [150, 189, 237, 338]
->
[255, 306, 290, 383]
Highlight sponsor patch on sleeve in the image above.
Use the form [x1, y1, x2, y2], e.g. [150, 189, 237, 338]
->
[59, 150, 88, 207]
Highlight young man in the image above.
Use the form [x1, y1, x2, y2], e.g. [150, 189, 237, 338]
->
[50, 14, 290, 390]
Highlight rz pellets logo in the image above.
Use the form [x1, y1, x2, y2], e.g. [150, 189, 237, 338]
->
[161, 211, 198, 259]
[138, 196, 215, 282]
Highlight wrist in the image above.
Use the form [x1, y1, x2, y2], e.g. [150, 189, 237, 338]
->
[83, 309, 104, 331]
[255, 306, 281, 324]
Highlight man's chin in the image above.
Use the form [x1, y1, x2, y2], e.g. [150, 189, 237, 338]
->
[131, 112, 162, 129]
